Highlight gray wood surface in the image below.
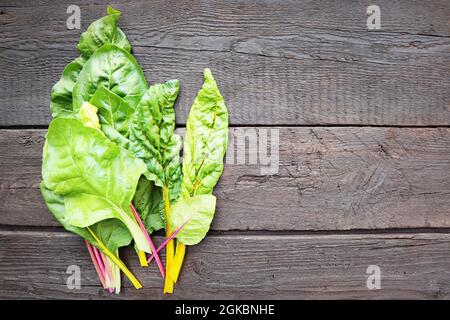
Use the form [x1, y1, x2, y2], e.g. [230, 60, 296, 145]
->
[1, 0, 449, 126]
[1, 127, 449, 230]
[1, 230, 450, 299]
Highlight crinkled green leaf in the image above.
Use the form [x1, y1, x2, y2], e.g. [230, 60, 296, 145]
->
[42, 117, 150, 253]
[129, 80, 181, 187]
[169, 195, 216, 245]
[128, 80, 182, 232]
[72, 44, 148, 113]
[90, 86, 134, 149]
[181, 68, 229, 197]
[172, 69, 228, 246]
[165, 135, 183, 203]
[50, 7, 131, 118]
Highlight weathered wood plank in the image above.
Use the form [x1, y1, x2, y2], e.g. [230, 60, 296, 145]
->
[1, 1, 449, 126]
[2, 0, 449, 36]
[1, 230, 450, 299]
[1, 127, 449, 230]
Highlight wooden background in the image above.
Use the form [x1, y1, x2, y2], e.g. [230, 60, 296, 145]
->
[0, 0, 449, 299]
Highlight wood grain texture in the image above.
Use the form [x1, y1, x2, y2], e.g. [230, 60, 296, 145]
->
[1, 230, 450, 299]
[1, 0, 449, 126]
[1, 127, 449, 230]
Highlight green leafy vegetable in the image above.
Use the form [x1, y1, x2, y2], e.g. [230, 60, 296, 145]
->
[72, 44, 148, 113]
[129, 79, 182, 194]
[167, 68, 229, 289]
[50, 7, 131, 118]
[169, 195, 216, 245]
[128, 80, 183, 225]
[90, 86, 134, 148]
[181, 68, 229, 198]
[42, 117, 150, 253]
[172, 68, 228, 235]
[41, 180, 132, 257]
[42, 5, 229, 295]
[77, 6, 131, 59]
[48, 104, 164, 274]
[41, 181, 96, 244]
[41, 181, 134, 292]
[50, 57, 86, 118]
[89, 82, 179, 233]
[128, 79, 182, 293]
[88, 81, 170, 272]
[76, 100, 152, 286]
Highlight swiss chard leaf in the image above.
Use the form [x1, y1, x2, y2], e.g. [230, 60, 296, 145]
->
[40, 181, 94, 243]
[40, 181, 132, 254]
[129, 80, 182, 233]
[72, 44, 148, 113]
[181, 69, 229, 198]
[86, 94, 165, 238]
[90, 80, 181, 233]
[172, 69, 229, 245]
[42, 117, 151, 253]
[50, 7, 131, 118]
[168, 194, 216, 245]
[129, 79, 182, 191]
[50, 57, 85, 118]
[77, 6, 131, 59]
[90, 86, 134, 149]
[87, 81, 176, 235]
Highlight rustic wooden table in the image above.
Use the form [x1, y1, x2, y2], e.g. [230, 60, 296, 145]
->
[0, 0, 449, 299]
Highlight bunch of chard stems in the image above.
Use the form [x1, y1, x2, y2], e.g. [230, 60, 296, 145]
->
[85, 204, 187, 293]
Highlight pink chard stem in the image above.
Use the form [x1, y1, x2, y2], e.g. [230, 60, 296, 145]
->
[92, 245, 107, 280]
[92, 245, 115, 293]
[147, 219, 190, 264]
[130, 203, 165, 277]
[85, 240, 106, 288]
[99, 250, 114, 289]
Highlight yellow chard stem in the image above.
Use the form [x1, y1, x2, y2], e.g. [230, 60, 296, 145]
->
[171, 242, 186, 283]
[87, 227, 142, 289]
[163, 186, 175, 293]
[138, 250, 148, 267]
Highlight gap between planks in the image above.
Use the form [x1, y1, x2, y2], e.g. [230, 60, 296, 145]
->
[2, 124, 450, 130]
[2, 224, 450, 236]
